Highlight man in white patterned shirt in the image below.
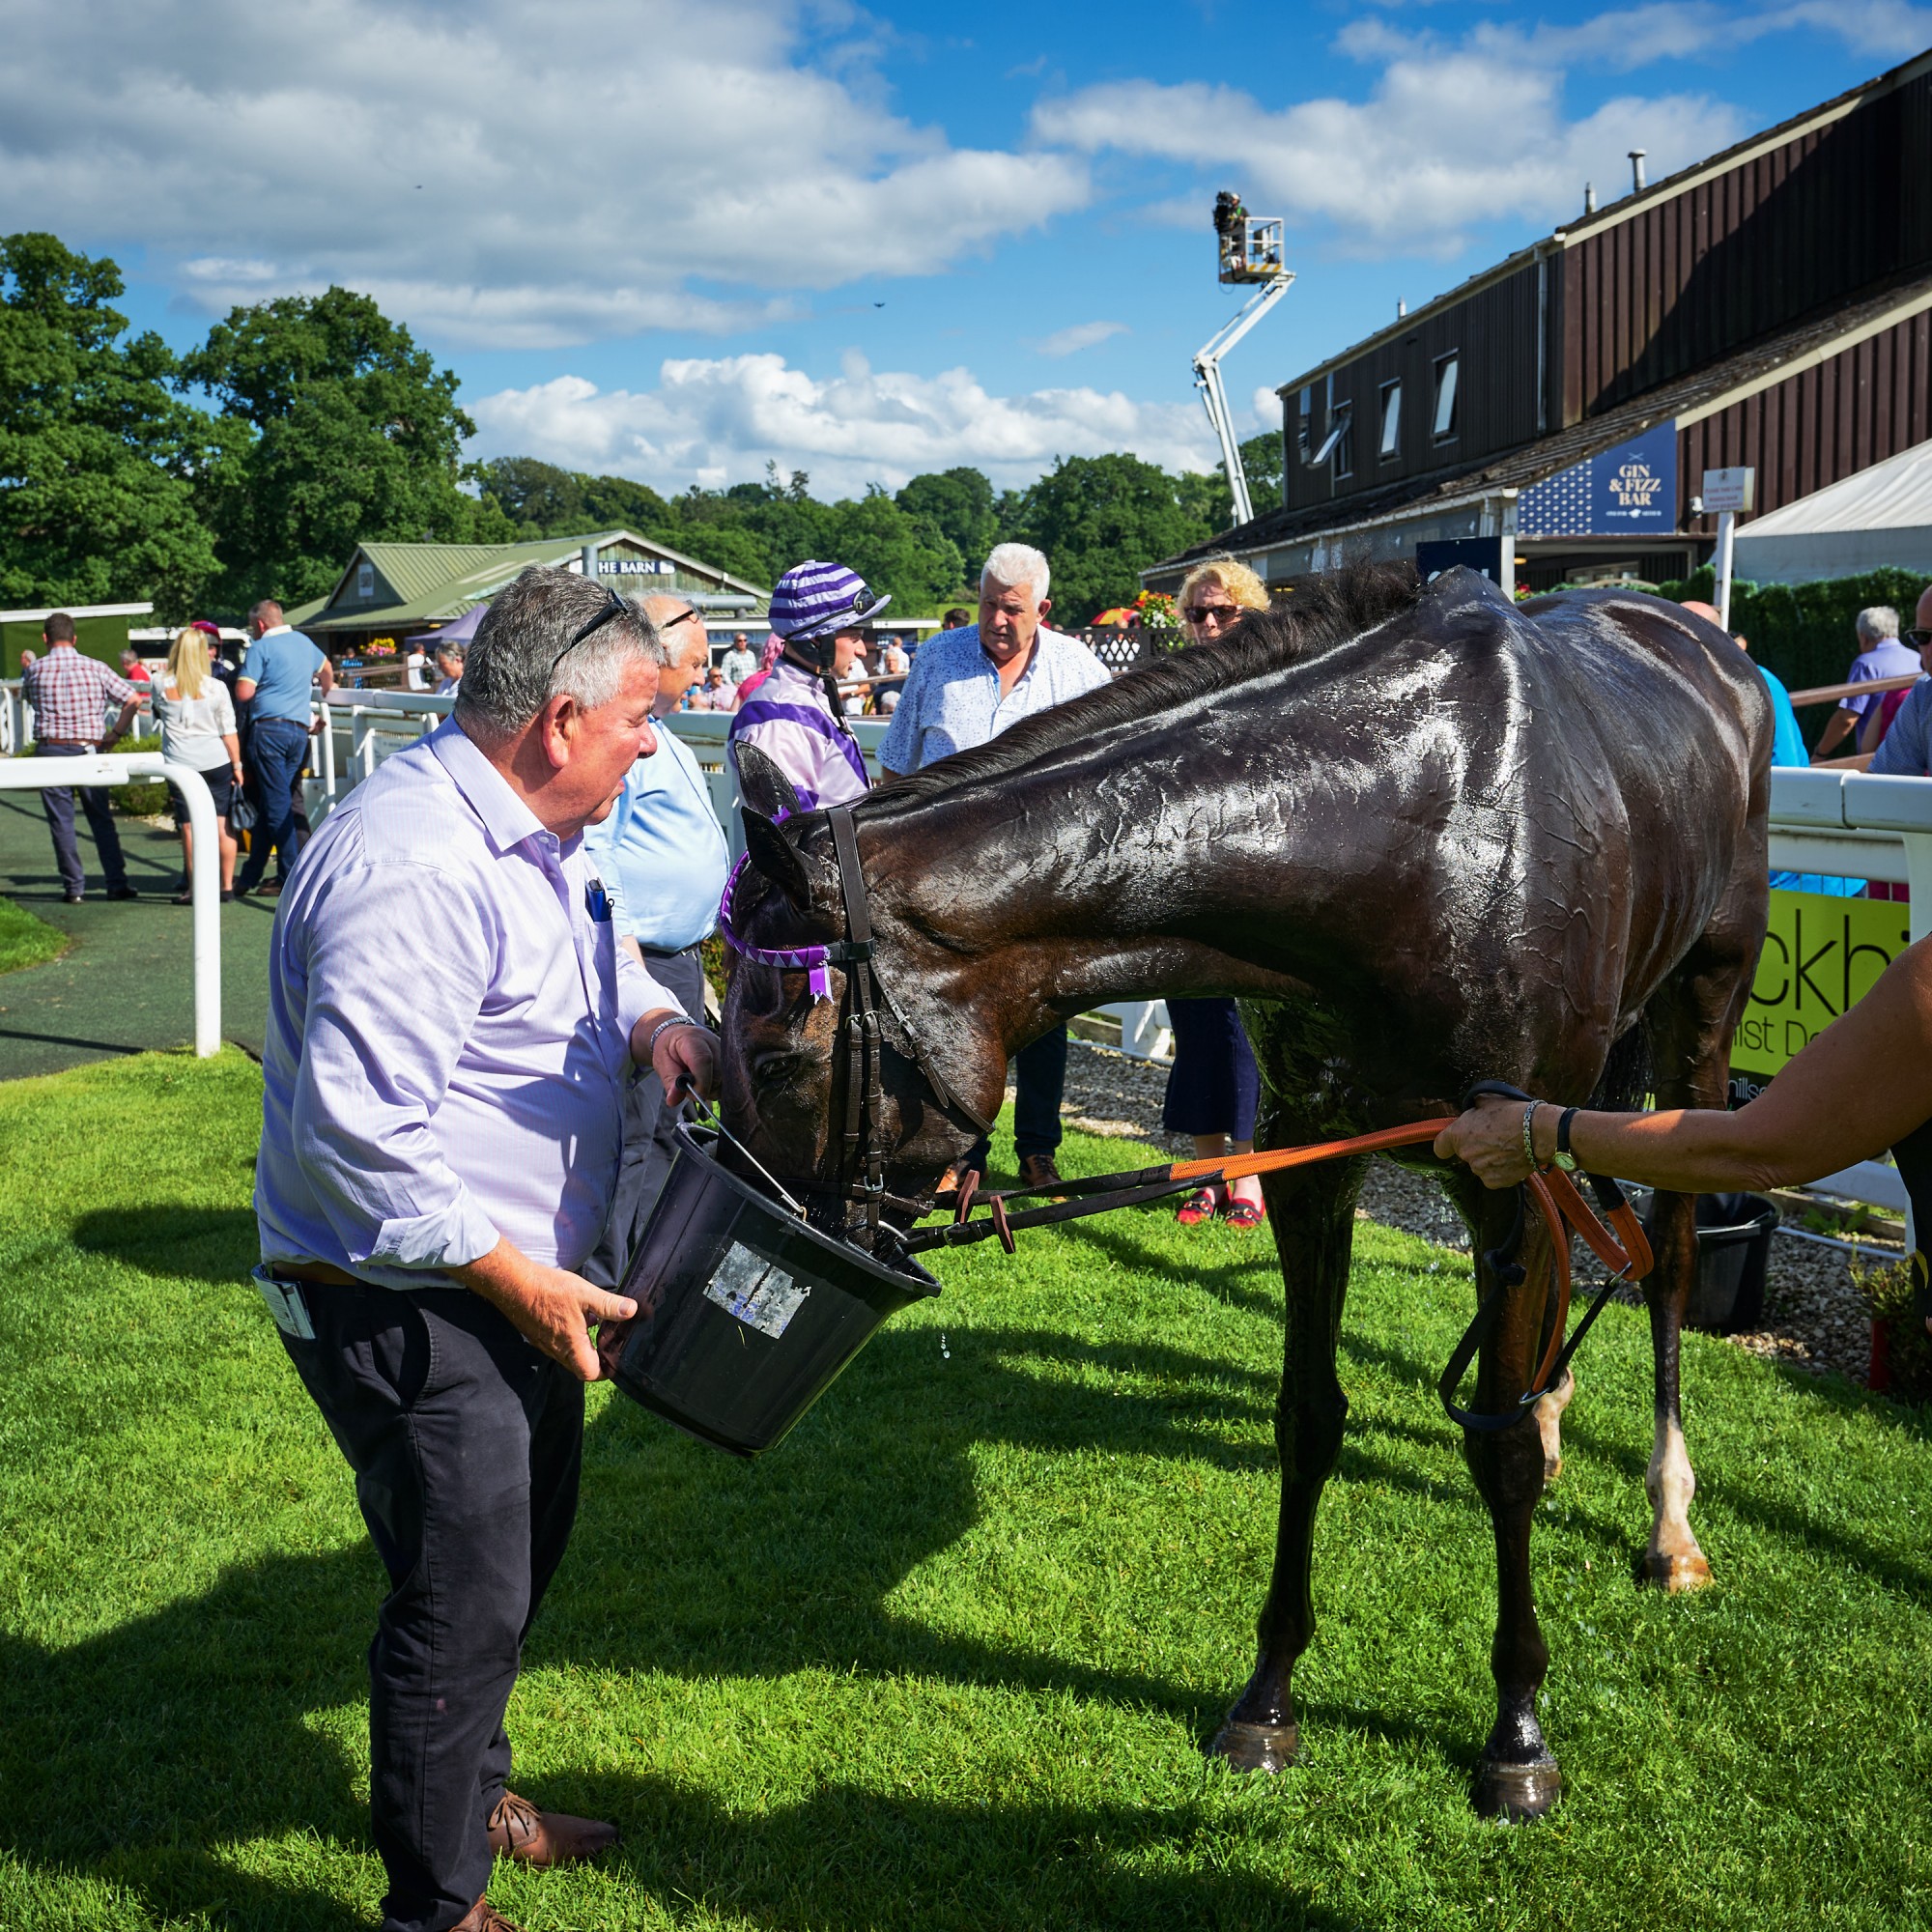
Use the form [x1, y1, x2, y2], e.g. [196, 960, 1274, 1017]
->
[21, 612, 144, 902]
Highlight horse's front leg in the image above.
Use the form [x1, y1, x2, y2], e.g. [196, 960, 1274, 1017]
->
[1208, 1154, 1364, 1774]
[1461, 1188, 1563, 1819]
[1637, 1186, 1711, 1589]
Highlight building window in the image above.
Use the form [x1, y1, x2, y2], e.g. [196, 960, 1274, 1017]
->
[1433, 353, 1460, 440]
[1296, 384, 1313, 461]
[1378, 380, 1402, 459]
[356, 561, 375, 600]
[1332, 405, 1354, 481]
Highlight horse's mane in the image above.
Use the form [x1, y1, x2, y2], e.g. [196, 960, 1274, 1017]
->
[874, 560, 1422, 810]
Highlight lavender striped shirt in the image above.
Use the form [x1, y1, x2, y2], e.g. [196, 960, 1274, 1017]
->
[255, 718, 674, 1288]
[727, 661, 869, 809]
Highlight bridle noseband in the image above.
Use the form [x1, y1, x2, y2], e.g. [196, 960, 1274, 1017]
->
[719, 803, 993, 1236]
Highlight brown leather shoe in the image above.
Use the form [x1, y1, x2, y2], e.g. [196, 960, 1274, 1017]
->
[1017, 1153, 1067, 1201]
[486, 1789, 619, 1867]
[452, 1896, 523, 1932]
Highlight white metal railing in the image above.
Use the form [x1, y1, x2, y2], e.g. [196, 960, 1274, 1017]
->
[0, 753, 220, 1055]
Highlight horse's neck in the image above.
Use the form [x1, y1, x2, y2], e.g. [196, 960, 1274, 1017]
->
[867, 734, 1372, 1021]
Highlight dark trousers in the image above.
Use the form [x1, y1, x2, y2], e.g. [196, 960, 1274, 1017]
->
[271, 1279, 584, 1932]
[238, 717, 311, 888]
[965, 1023, 1067, 1171]
[36, 740, 127, 895]
[585, 944, 708, 1290]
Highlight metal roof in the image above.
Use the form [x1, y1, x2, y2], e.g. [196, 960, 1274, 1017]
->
[291, 530, 771, 634]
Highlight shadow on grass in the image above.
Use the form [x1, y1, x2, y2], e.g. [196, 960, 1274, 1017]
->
[72, 1205, 259, 1282]
[0, 1541, 1372, 1932]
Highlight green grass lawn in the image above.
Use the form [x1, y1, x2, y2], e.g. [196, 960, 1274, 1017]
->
[0, 895, 68, 976]
[0, 1053, 1927, 1931]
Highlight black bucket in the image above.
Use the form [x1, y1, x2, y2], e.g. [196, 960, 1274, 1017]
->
[607, 1118, 939, 1458]
[1686, 1192, 1778, 1333]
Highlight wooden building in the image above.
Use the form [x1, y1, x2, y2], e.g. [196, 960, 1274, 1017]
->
[1151, 46, 1932, 592]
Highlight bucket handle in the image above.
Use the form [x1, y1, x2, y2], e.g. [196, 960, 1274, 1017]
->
[685, 1094, 811, 1221]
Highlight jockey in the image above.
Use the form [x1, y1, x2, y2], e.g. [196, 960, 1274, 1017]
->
[728, 559, 888, 810]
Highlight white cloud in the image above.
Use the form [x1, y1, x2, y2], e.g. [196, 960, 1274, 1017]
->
[467, 354, 1221, 498]
[1036, 320, 1129, 356]
[1040, 53, 1746, 256]
[0, 0, 1090, 349]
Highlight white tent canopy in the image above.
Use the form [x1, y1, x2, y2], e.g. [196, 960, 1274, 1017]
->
[1734, 437, 1932, 583]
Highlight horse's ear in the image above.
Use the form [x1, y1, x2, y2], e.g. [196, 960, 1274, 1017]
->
[733, 742, 804, 823]
[741, 810, 812, 914]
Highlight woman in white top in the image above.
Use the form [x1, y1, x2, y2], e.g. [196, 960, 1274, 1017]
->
[150, 626, 244, 900]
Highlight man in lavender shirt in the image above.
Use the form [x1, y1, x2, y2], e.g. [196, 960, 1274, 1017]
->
[1811, 605, 1919, 760]
[254, 566, 717, 1932]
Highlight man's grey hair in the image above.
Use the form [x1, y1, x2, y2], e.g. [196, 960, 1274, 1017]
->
[434, 639, 468, 664]
[1857, 606, 1901, 642]
[981, 542, 1050, 605]
[456, 565, 665, 738]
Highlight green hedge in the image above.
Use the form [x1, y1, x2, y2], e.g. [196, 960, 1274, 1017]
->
[1654, 563, 1927, 698]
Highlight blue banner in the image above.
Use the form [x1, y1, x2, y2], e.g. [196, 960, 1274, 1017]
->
[1518, 421, 1677, 537]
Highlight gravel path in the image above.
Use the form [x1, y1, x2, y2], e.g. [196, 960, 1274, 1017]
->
[1054, 1037, 1881, 1384]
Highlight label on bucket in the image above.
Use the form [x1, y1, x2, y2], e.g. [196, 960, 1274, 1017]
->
[704, 1241, 811, 1340]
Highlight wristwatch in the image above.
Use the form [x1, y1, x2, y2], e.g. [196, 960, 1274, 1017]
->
[1552, 1107, 1580, 1173]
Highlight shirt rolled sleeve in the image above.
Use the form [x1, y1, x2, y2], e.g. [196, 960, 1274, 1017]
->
[614, 939, 680, 1046]
[286, 860, 505, 1271]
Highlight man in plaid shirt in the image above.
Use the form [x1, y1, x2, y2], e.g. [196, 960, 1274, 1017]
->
[21, 612, 144, 902]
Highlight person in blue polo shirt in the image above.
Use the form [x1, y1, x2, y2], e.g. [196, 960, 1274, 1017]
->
[583, 594, 731, 1283]
[235, 597, 333, 897]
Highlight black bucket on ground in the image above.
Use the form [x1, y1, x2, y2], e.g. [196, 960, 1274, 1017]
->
[607, 1118, 939, 1458]
[1686, 1192, 1777, 1333]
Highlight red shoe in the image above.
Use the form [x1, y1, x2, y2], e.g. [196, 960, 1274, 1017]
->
[1220, 1197, 1267, 1231]
[1176, 1186, 1221, 1226]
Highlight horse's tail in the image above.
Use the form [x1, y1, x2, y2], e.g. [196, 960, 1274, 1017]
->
[1590, 1020, 1652, 1115]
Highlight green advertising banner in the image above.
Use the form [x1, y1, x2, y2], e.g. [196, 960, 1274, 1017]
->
[1730, 889, 1913, 1079]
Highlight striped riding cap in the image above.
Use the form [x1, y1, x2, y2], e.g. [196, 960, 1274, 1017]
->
[768, 560, 892, 644]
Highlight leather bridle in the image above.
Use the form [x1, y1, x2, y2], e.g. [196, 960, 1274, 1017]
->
[719, 802, 994, 1237]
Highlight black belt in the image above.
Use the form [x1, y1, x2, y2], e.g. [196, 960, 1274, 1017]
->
[639, 941, 704, 961]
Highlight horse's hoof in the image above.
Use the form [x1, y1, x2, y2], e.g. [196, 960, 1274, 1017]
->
[1473, 1756, 1562, 1820]
[1543, 1454, 1563, 1485]
[1208, 1719, 1299, 1774]
[1636, 1548, 1713, 1592]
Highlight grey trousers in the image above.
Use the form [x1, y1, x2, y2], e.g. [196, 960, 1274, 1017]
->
[37, 740, 127, 895]
[585, 945, 709, 1291]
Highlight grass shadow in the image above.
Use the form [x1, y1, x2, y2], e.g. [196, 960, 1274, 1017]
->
[71, 1205, 260, 1283]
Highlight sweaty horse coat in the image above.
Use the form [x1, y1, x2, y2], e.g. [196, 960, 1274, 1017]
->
[722, 565, 1771, 1815]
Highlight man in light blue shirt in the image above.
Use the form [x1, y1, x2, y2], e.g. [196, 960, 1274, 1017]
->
[1812, 605, 1919, 760]
[583, 595, 731, 1281]
[255, 565, 717, 1932]
[235, 597, 334, 896]
[878, 543, 1110, 1194]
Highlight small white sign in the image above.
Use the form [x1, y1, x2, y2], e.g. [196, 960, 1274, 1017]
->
[1701, 467, 1755, 514]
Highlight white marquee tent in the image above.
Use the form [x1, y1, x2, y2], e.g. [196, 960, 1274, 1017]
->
[1734, 437, 1932, 583]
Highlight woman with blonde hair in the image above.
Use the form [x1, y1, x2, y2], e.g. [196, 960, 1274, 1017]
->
[1164, 557, 1273, 1228]
[151, 625, 244, 901]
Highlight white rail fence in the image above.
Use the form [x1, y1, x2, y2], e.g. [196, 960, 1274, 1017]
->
[0, 752, 220, 1055]
[8, 679, 1925, 1184]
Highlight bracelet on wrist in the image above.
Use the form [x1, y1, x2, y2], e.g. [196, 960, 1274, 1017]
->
[645, 1013, 698, 1060]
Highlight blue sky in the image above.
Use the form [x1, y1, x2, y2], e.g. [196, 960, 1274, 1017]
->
[5, 0, 1925, 497]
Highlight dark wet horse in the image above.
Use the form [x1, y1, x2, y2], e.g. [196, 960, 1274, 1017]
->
[720, 565, 1771, 1816]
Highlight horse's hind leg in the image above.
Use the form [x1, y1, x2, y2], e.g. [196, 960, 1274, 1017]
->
[1209, 1152, 1364, 1774]
[1634, 919, 1758, 1591]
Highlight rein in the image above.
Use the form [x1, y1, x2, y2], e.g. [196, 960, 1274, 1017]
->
[902, 1095, 1653, 1434]
[719, 802, 994, 1236]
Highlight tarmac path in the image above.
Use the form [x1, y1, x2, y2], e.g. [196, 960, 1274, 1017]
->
[0, 789, 273, 1080]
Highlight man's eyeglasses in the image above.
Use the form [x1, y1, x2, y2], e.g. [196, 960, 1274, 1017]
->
[550, 586, 632, 679]
[1910, 627, 1932, 648]
[659, 607, 702, 633]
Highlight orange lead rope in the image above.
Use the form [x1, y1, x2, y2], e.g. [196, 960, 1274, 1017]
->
[912, 1106, 1654, 1435]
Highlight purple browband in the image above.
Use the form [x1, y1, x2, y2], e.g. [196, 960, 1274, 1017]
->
[718, 809, 837, 998]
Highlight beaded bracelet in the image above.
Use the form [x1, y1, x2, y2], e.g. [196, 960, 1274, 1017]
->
[645, 1013, 700, 1061]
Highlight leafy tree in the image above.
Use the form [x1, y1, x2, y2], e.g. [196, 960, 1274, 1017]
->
[0, 232, 218, 617]
[822, 488, 964, 611]
[577, 471, 672, 537]
[1182, 430, 1287, 535]
[477, 457, 586, 535]
[1008, 453, 1215, 621]
[184, 287, 496, 611]
[895, 467, 1002, 581]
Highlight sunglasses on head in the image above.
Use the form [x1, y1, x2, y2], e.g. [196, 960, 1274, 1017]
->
[550, 584, 632, 678]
